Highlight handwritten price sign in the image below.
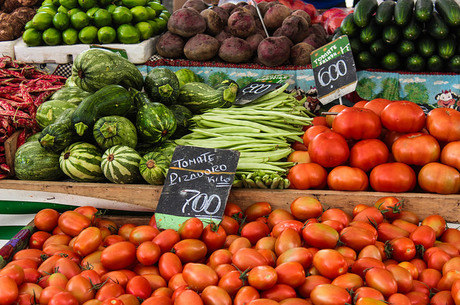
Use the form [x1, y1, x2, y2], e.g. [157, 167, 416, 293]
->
[311, 35, 358, 105]
[155, 146, 240, 230]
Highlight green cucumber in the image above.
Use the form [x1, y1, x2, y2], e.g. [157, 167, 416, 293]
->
[350, 37, 364, 54]
[417, 36, 436, 57]
[356, 51, 376, 69]
[375, 0, 395, 25]
[438, 34, 456, 60]
[382, 52, 401, 70]
[370, 39, 388, 57]
[428, 12, 449, 39]
[394, 0, 415, 26]
[353, 0, 378, 27]
[403, 17, 422, 40]
[340, 13, 358, 36]
[397, 40, 416, 57]
[71, 84, 134, 137]
[414, 0, 433, 22]
[360, 19, 379, 44]
[427, 55, 444, 71]
[383, 24, 400, 45]
[406, 54, 426, 71]
[435, 0, 460, 27]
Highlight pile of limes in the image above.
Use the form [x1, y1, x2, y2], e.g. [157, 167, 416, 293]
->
[22, 0, 169, 46]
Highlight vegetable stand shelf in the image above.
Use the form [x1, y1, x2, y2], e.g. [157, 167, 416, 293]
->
[0, 180, 459, 223]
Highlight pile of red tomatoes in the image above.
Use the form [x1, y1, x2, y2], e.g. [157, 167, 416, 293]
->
[0, 197, 459, 305]
[288, 99, 460, 194]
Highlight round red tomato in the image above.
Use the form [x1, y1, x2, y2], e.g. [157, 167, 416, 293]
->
[350, 139, 389, 172]
[174, 289, 203, 305]
[310, 284, 351, 305]
[385, 264, 413, 293]
[287, 162, 327, 190]
[308, 131, 350, 168]
[260, 283, 296, 301]
[129, 225, 159, 246]
[418, 162, 460, 194]
[275, 262, 306, 288]
[290, 196, 323, 221]
[353, 101, 368, 108]
[388, 237, 416, 262]
[287, 150, 311, 164]
[275, 228, 302, 256]
[380, 101, 426, 133]
[202, 224, 227, 253]
[363, 98, 393, 116]
[313, 249, 348, 279]
[327, 166, 368, 191]
[65, 275, 94, 304]
[392, 133, 440, 166]
[421, 215, 447, 238]
[332, 107, 382, 140]
[374, 196, 401, 220]
[370, 162, 416, 193]
[178, 217, 203, 240]
[241, 221, 270, 245]
[173, 239, 207, 263]
[233, 286, 260, 305]
[276, 247, 313, 269]
[248, 266, 278, 290]
[126, 276, 152, 299]
[101, 241, 136, 270]
[136, 241, 161, 266]
[201, 286, 232, 305]
[426, 107, 460, 142]
[0, 275, 18, 305]
[48, 291, 79, 305]
[303, 125, 330, 146]
[365, 267, 398, 297]
[340, 226, 376, 251]
[232, 248, 268, 271]
[441, 141, 460, 171]
[73, 226, 102, 257]
[326, 105, 348, 127]
[34, 209, 60, 232]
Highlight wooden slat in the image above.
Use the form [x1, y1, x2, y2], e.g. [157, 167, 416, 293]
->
[1, 180, 459, 223]
[4, 131, 21, 176]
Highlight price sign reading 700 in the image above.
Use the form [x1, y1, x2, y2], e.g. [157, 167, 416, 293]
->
[311, 35, 358, 105]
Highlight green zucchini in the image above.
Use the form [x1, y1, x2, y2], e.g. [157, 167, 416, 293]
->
[340, 13, 358, 36]
[375, 0, 395, 25]
[428, 12, 449, 39]
[394, 0, 415, 26]
[71, 84, 134, 137]
[435, 0, 460, 27]
[360, 19, 380, 44]
[397, 40, 416, 57]
[438, 34, 456, 60]
[448, 55, 460, 73]
[406, 54, 426, 71]
[417, 36, 436, 57]
[353, 0, 378, 27]
[383, 24, 400, 45]
[427, 55, 444, 71]
[414, 0, 433, 22]
[403, 17, 422, 40]
[177, 81, 239, 114]
[39, 108, 78, 152]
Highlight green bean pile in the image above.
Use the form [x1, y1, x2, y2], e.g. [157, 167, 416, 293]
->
[175, 83, 313, 188]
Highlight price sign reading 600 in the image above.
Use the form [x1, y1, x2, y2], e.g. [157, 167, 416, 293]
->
[317, 59, 348, 87]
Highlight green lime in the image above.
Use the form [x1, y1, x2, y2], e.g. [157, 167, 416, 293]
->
[70, 11, 90, 29]
[155, 17, 166, 30]
[158, 11, 170, 21]
[122, 0, 146, 8]
[86, 7, 99, 20]
[24, 20, 33, 30]
[97, 26, 116, 43]
[38, 5, 57, 15]
[94, 9, 112, 27]
[68, 8, 83, 15]
[145, 6, 156, 19]
[62, 27, 79, 44]
[130, 6, 149, 22]
[135, 21, 153, 40]
[42, 28, 62, 45]
[31, 12, 54, 31]
[22, 28, 42, 46]
[112, 6, 133, 24]
[59, 0, 78, 9]
[78, 25, 98, 43]
[106, 4, 117, 13]
[117, 23, 140, 43]
[148, 1, 165, 14]
[52, 12, 70, 30]
[78, 0, 97, 10]
[146, 19, 160, 33]
[42, 0, 54, 6]
[57, 5, 69, 13]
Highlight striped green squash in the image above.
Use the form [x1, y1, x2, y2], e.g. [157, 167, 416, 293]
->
[101, 145, 142, 184]
[139, 152, 170, 185]
[36, 100, 77, 130]
[93, 116, 138, 150]
[59, 142, 105, 182]
[136, 101, 177, 145]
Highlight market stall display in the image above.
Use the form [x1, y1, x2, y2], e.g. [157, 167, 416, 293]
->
[0, 195, 459, 305]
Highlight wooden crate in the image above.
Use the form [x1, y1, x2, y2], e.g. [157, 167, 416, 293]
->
[0, 179, 459, 223]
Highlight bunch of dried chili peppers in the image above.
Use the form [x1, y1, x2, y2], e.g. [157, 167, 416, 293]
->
[0, 57, 66, 179]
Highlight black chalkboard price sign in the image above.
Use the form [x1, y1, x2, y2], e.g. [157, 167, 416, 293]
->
[310, 35, 358, 105]
[155, 145, 240, 230]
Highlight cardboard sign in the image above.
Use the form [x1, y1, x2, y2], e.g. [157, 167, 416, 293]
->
[155, 146, 240, 230]
[311, 35, 357, 105]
